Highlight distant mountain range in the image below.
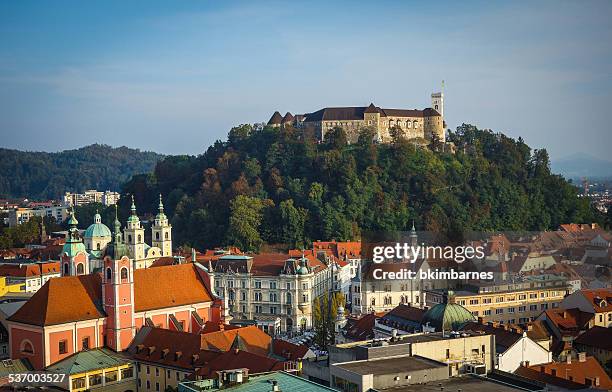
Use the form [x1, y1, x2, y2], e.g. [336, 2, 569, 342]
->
[0, 144, 164, 200]
[551, 153, 612, 180]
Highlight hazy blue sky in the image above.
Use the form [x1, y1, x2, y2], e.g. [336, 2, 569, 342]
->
[1, 1, 610, 160]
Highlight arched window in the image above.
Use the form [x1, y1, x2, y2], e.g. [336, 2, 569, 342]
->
[413, 120, 418, 128]
[76, 263, 85, 275]
[120, 267, 128, 280]
[371, 297, 376, 306]
[96, 243, 101, 250]
[63, 263, 69, 276]
[407, 121, 412, 128]
[106, 267, 112, 281]
[20, 340, 34, 354]
[137, 235, 142, 243]
[286, 292, 292, 305]
[155, 232, 160, 240]
[165, 232, 169, 240]
[127, 235, 132, 243]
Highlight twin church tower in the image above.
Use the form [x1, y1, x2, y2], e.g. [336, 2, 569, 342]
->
[61, 194, 173, 278]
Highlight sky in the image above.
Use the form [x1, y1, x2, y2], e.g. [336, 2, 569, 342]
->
[0, 0, 611, 160]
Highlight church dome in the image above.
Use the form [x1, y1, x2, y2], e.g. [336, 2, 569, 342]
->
[422, 292, 475, 331]
[83, 213, 111, 239]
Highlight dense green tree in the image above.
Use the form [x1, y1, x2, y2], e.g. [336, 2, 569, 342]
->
[114, 123, 602, 250]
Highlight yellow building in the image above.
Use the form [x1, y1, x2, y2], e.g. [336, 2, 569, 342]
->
[426, 276, 570, 324]
[46, 348, 136, 391]
[0, 277, 24, 296]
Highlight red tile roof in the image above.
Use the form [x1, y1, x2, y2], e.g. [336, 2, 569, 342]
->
[0, 262, 60, 278]
[272, 339, 310, 360]
[580, 289, 612, 313]
[525, 357, 612, 389]
[133, 264, 213, 312]
[345, 313, 378, 341]
[196, 349, 283, 378]
[199, 325, 271, 357]
[543, 308, 593, 336]
[9, 264, 214, 326]
[8, 274, 104, 326]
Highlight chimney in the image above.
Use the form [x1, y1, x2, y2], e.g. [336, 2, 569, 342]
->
[578, 352, 586, 362]
[526, 324, 533, 331]
[271, 380, 281, 392]
[524, 361, 530, 367]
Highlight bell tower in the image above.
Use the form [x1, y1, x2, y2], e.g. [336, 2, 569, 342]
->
[124, 196, 145, 261]
[60, 210, 89, 276]
[102, 212, 135, 351]
[152, 194, 172, 257]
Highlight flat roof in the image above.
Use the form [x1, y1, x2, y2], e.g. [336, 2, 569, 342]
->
[334, 355, 446, 376]
[385, 375, 534, 392]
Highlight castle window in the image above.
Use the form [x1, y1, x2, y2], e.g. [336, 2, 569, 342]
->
[106, 267, 112, 281]
[120, 267, 129, 280]
[76, 263, 85, 275]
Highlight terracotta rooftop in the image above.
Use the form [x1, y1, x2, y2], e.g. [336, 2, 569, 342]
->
[524, 357, 612, 390]
[580, 288, 612, 312]
[199, 325, 271, 357]
[8, 274, 104, 326]
[0, 261, 60, 278]
[8, 263, 214, 326]
[345, 313, 377, 341]
[272, 339, 310, 360]
[543, 308, 594, 336]
[133, 263, 213, 312]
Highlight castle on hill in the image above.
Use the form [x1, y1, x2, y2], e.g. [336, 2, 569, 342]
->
[267, 91, 445, 144]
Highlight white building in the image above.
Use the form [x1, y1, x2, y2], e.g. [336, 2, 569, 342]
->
[460, 321, 552, 372]
[205, 251, 350, 334]
[63, 190, 120, 207]
[8, 205, 68, 227]
[0, 261, 61, 293]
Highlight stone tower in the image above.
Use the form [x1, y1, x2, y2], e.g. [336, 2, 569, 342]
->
[431, 92, 444, 117]
[152, 194, 172, 257]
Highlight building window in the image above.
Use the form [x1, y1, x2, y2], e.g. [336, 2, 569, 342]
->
[89, 373, 102, 386]
[59, 340, 67, 354]
[255, 292, 262, 301]
[156, 232, 160, 240]
[82, 337, 90, 350]
[76, 263, 84, 275]
[255, 305, 262, 313]
[120, 267, 128, 280]
[20, 340, 34, 354]
[255, 281, 262, 289]
[122, 366, 134, 379]
[270, 281, 277, 289]
[106, 267, 112, 281]
[72, 378, 86, 390]
[286, 292, 292, 304]
[270, 306, 277, 314]
[270, 292, 277, 302]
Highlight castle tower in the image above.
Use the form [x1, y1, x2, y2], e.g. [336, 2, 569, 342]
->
[152, 194, 172, 257]
[431, 91, 444, 117]
[123, 196, 145, 262]
[102, 211, 135, 351]
[60, 210, 89, 276]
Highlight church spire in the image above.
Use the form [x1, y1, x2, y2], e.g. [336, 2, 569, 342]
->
[113, 205, 121, 243]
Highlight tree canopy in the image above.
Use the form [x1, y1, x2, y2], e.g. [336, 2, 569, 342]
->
[116, 123, 601, 250]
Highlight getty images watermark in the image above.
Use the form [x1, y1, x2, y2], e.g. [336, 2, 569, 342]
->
[360, 229, 612, 282]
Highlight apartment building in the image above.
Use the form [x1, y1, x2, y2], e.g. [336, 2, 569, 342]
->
[63, 190, 120, 207]
[8, 205, 68, 226]
[426, 275, 570, 324]
[205, 252, 350, 334]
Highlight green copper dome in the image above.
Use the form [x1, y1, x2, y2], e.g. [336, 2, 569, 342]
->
[297, 257, 310, 275]
[84, 213, 111, 239]
[422, 293, 475, 332]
